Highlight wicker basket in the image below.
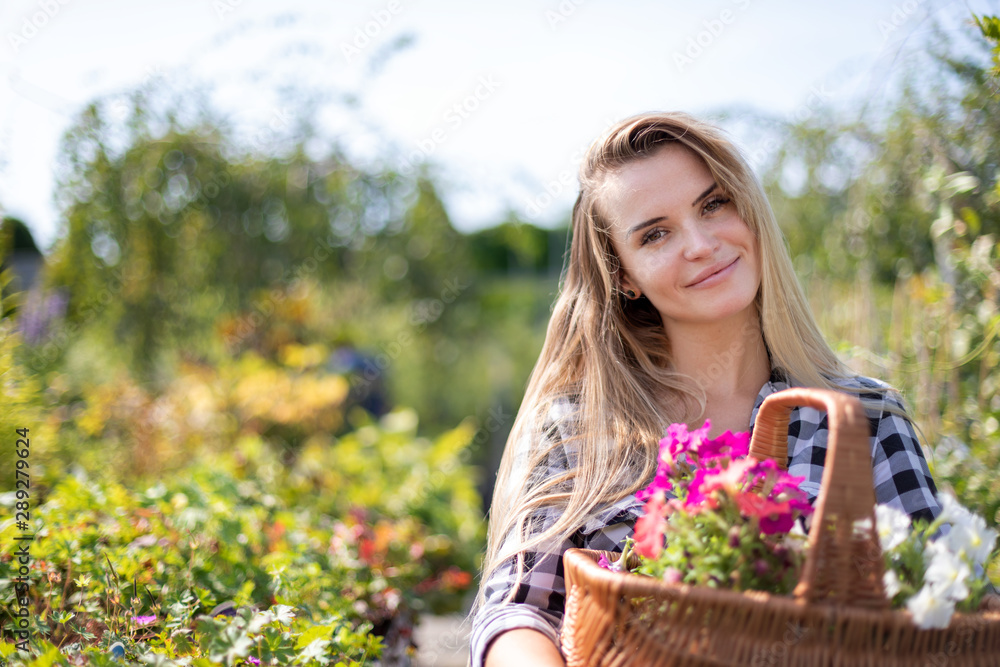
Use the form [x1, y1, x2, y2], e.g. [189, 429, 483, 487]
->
[561, 388, 1000, 666]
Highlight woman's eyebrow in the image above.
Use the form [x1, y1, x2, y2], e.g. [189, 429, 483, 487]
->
[626, 216, 665, 240]
[626, 181, 721, 240]
[691, 182, 718, 206]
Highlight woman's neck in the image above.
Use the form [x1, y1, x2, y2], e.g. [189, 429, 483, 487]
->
[666, 312, 770, 436]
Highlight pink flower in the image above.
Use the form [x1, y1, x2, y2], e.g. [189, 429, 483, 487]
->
[697, 430, 750, 464]
[635, 493, 669, 559]
[663, 567, 683, 584]
[661, 421, 712, 465]
[132, 615, 157, 626]
[636, 467, 672, 501]
[684, 467, 722, 511]
[686, 457, 756, 511]
[734, 492, 795, 535]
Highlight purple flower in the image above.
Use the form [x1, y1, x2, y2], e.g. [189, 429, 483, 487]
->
[132, 615, 157, 626]
[661, 421, 711, 463]
[697, 430, 750, 463]
[245, 658, 261, 666]
[636, 468, 672, 501]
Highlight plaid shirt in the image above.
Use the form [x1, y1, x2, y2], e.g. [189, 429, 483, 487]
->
[469, 371, 941, 666]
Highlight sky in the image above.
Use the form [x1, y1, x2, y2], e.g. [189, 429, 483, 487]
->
[0, 0, 995, 252]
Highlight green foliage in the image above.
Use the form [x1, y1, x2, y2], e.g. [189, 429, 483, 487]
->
[467, 219, 567, 276]
[759, 21, 1000, 284]
[975, 14, 1000, 79]
[0, 471, 384, 665]
[751, 17, 1000, 531]
[43, 93, 476, 386]
[35, 342, 482, 600]
[0, 319, 53, 495]
[809, 187, 1000, 528]
[0, 424, 478, 664]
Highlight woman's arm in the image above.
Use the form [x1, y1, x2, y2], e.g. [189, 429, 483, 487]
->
[484, 628, 566, 667]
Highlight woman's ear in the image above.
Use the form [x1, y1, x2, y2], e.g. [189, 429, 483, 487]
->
[619, 271, 640, 300]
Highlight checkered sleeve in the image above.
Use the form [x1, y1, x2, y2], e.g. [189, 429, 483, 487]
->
[864, 383, 940, 524]
[782, 376, 940, 523]
[469, 503, 640, 667]
[469, 401, 642, 666]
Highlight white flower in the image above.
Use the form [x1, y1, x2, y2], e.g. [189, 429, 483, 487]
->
[943, 511, 998, 568]
[853, 517, 872, 533]
[907, 585, 956, 629]
[874, 503, 911, 553]
[924, 540, 971, 602]
[782, 519, 808, 553]
[937, 492, 975, 527]
[883, 569, 901, 599]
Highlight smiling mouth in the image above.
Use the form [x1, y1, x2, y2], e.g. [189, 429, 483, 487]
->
[686, 258, 738, 287]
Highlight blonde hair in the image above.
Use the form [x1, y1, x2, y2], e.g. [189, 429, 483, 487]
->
[476, 111, 850, 609]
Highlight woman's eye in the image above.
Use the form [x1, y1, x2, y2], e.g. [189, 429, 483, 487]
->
[703, 196, 731, 214]
[640, 229, 667, 245]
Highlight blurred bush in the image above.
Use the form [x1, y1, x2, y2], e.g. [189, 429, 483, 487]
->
[779, 16, 1000, 528]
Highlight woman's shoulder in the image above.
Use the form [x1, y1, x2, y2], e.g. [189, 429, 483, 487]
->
[826, 373, 909, 417]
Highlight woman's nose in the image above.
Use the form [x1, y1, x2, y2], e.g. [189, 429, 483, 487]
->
[681, 223, 717, 260]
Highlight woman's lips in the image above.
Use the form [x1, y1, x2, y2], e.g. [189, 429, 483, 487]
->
[686, 257, 739, 288]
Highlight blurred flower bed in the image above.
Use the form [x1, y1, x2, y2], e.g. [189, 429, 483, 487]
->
[0, 320, 482, 665]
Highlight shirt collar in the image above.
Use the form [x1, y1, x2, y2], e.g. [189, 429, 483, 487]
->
[750, 367, 791, 429]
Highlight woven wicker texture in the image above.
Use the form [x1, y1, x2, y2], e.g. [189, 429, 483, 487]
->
[561, 388, 1000, 666]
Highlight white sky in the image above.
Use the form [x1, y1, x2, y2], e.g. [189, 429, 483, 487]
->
[0, 0, 994, 251]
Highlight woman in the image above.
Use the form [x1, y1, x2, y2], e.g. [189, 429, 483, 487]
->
[470, 112, 940, 667]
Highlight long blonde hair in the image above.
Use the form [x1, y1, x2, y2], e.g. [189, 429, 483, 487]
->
[477, 111, 849, 607]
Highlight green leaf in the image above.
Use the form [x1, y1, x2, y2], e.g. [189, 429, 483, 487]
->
[295, 638, 332, 665]
[295, 624, 333, 649]
[207, 624, 254, 665]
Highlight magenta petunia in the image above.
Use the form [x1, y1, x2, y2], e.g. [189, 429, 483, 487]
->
[636, 467, 673, 501]
[697, 430, 750, 463]
[635, 420, 814, 592]
[734, 492, 796, 535]
[683, 467, 721, 511]
[660, 420, 712, 465]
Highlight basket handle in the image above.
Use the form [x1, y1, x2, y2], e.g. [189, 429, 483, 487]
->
[748, 387, 889, 609]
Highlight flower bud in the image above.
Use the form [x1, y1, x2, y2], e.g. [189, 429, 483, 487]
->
[663, 568, 683, 585]
[728, 526, 741, 548]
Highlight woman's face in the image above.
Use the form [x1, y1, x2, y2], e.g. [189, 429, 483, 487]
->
[604, 144, 761, 335]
